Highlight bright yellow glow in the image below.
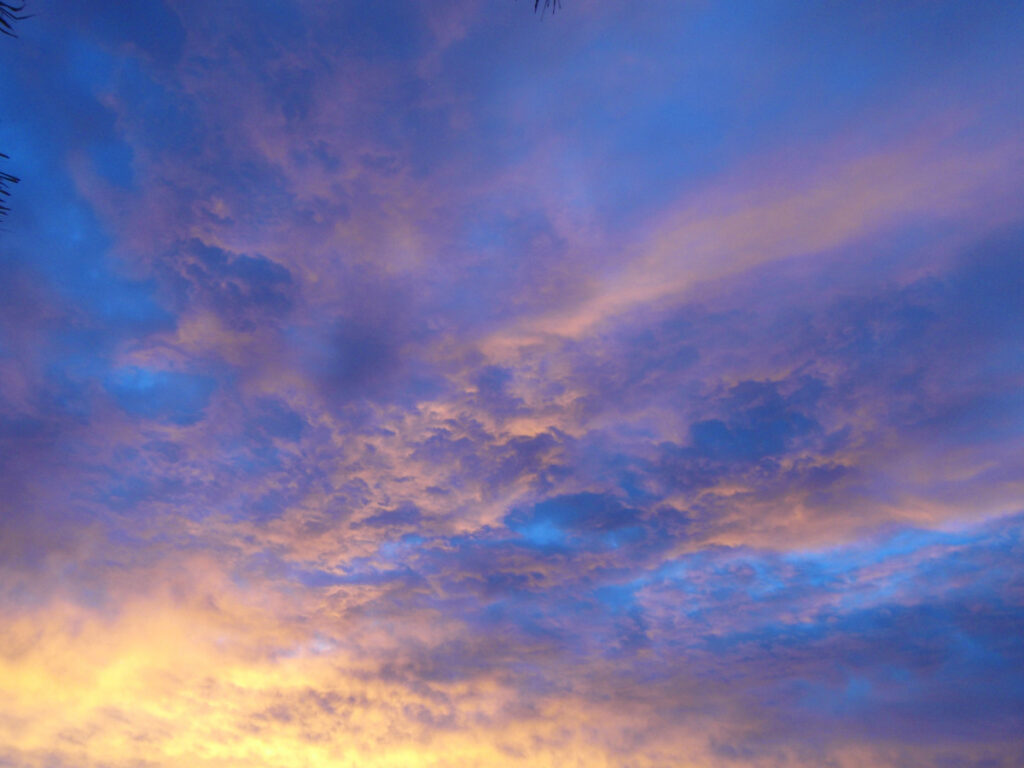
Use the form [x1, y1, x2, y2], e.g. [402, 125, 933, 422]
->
[0, 579, 714, 768]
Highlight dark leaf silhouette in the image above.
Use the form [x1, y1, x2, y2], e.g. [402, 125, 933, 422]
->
[0, 153, 19, 222]
[1, 3, 27, 224]
[0, 1, 28, 37]
[532, 0, 562, 14]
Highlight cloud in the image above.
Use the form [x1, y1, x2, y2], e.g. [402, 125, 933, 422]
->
[163, 238, 296, 331]
[2, 1, 1024, 766]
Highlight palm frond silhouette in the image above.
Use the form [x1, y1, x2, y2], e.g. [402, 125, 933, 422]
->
[1, 3, 27, 223]
[0, 1, 29, 38]
[0, 154, 19, 222]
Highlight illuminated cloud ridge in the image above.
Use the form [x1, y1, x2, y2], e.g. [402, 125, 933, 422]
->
[1, 2, 1023, 766]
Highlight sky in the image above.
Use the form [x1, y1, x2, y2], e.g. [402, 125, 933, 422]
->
[1, 1, 1023, 766]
